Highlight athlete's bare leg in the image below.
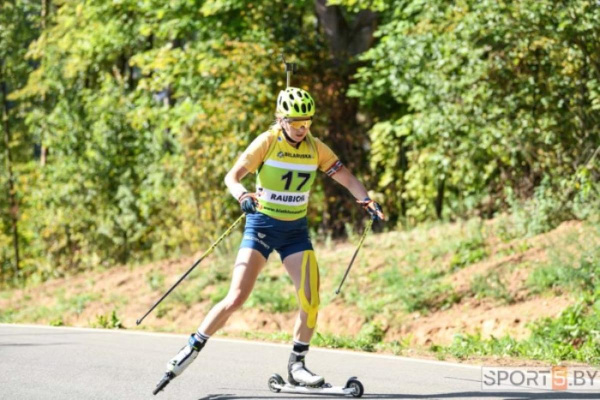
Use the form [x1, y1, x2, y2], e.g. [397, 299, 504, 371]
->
[199, 248, 267, 335]
[283, 251, 319, 343]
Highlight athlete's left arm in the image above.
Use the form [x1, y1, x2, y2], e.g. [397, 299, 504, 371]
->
[315, 138, 368, 200]
[330, 167, 386, 221]
[329, 166, 369, 200]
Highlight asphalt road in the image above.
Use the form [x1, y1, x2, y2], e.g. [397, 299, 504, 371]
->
[0, 324, 594, 400]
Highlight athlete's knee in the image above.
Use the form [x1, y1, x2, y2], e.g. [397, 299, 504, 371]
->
[298, 250, 320, 329]
[221, 289, 249, 312]
[298, 308, 319, 325]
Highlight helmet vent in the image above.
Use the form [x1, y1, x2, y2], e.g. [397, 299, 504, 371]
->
[294, 104, 300, 113]
[307, 103, 312, 111]
[289, 92, 295, 99]
[301, 104, 306, 113]
[283, 101, 289, 111]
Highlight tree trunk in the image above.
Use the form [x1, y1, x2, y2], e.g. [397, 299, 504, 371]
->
[40, 0, 50, 166]
[313, 0, 378, 234]
[1, 73, 21, 277]
[435, 177, 445, 220]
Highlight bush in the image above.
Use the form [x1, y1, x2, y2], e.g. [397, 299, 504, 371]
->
[93, 310, 124, 329]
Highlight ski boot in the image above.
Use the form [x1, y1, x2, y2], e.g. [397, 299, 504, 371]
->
[287, 353, 325, 387]
[153, 334, 206, 395]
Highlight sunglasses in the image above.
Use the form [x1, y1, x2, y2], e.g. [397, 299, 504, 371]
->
[285, 118, 312, 129]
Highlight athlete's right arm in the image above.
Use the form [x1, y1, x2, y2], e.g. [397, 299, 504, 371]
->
[224, 164, 259, 213]
[224, 131, 274, 201]
[224, 163, 251, 201]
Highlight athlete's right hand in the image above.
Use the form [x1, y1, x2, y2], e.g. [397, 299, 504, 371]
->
[238, 192, 258, 214]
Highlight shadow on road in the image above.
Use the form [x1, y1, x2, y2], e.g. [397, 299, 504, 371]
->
[196, 392, 599, 400]
[197, 395, 321, 400]
[362, 392, 600, 399]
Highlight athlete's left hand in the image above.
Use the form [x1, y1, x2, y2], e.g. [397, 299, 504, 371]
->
[358, 198, 385, 221]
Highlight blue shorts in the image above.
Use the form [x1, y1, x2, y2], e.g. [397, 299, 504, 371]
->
[240, 212, 313, 261]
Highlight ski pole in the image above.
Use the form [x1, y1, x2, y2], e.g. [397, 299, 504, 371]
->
[334, 218, 374, 295]
[136, 214, 246, 326]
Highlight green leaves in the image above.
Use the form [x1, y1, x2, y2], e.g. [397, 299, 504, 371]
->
[351, 0, 600, 222]
[2, 0, 599, 284]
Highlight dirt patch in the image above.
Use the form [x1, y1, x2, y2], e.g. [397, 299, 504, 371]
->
[391, 294, 572, 346]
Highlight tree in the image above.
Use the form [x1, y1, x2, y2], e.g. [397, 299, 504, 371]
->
[0, 0, 41, 281]
[351, 0, 600, 223]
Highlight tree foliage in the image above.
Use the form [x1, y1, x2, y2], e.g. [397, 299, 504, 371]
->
[351, 0, 600, 222]
[1, 0, 599, 284]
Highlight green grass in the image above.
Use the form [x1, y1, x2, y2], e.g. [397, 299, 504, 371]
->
[342, 259, 462, 318]
[470, 271, 514, 304]
[312, 323, 384, 352]
[171, 281, 209, 308]
[315, 323, 409, 354]
[146, 270, 165, 291]
[155, 303, 172, 319]
[527, 241, 600, 295]
[66, 293, 101, 314]
[241, 324, 409, 355]
[244, 274, 296, 313]
[0, 308, 16, 323]
[448, 233, 488, 271]
[333, 220, 487, 319]
[0, 304, 60, 324]
[241, 330, 293, 342]
[436, 294, 600, 365]
[168, 252, 235, 308]
[436, 221, 600, 365]
[496, 241, 532, 257]
[0, 291, 101, 323]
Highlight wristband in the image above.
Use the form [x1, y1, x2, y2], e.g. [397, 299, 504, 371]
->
[237, 191, 248, 202]
[228, 182, 248, 201]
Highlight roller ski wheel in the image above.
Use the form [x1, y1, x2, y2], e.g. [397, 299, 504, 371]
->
[346, 377, 364, 398]
[266, 374, 364, 397]
[268, 373, 285, 393]
[153, 372, 174, 395]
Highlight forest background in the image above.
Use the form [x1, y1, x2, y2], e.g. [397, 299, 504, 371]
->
[1, 0, 599, 286]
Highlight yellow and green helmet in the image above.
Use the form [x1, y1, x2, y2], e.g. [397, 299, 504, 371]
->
[276, 87, 316, 118]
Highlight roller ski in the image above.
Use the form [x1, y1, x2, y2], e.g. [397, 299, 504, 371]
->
[268, 352, 364, 397]
[153, 372, 174, 395]
[268, 374, 364, 397]
[153, 333, 207, 395]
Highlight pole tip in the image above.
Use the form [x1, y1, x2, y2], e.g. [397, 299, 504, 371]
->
[136, 319, 141, 325]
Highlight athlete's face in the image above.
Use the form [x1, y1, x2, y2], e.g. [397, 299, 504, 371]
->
[282, 117, 312, 142]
